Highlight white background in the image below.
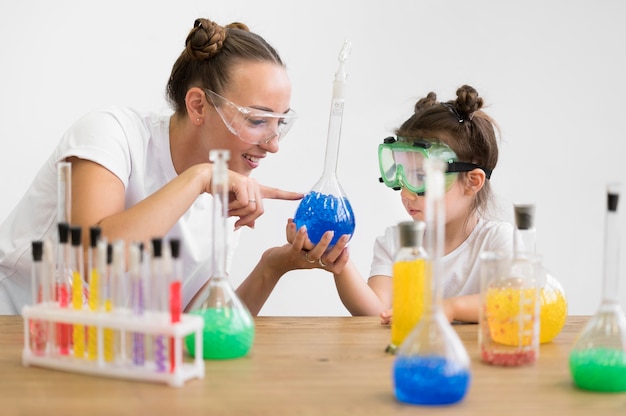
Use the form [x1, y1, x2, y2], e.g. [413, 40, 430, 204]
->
[1, 0, 625, 316]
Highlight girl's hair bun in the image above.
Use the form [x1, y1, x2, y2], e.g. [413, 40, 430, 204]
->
[454, 84, 483, 120]
[413, 91, 438, 114]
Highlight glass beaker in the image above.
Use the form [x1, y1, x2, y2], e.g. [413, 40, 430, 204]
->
[479, 251, 541, 366]
[387, 220, 427, 354]
[392, 159, 471, 406]
[293, 40, 355, 247]
[569, 182, 626, 392]
[185, 149, 255, 360]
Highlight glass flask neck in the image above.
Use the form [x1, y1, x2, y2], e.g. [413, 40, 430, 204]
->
[321, 96, 344, 179]
[513, 204, 536, 256]
[211, 153, 229, 280]
[602, 197, 621, 304]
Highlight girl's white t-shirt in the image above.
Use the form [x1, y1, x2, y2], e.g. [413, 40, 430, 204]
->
[0, 106, 238, 314]
[369, 218, 514, 298]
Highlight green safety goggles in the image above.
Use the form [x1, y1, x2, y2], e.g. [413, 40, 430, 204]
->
[378, 136, 492, 195]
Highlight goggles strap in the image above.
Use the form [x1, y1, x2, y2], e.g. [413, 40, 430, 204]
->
[447, 162, 492, 179]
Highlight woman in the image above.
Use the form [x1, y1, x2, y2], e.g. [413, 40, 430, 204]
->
[0, 17, 349, 315]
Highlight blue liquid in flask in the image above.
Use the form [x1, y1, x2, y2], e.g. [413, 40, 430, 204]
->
[293, 191, 355, 246]
[393, 355, 471, 406]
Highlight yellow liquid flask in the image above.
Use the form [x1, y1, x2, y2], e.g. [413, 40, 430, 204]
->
[185, 150, 254, 360]
[392, 159, 471, 406]
[569, 182, 626, 392]
[293, 40, 355, 247]
[388, 221, 427, 353]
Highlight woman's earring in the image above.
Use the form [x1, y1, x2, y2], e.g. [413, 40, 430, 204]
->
[196, 118, 201, 122]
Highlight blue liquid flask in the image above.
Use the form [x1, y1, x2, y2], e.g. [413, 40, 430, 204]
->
[392, 159, 471, 406]
[293, 40, 356, 246]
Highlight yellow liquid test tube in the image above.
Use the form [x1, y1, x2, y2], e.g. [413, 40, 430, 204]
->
[70, 226, 85, 359]
[87, 267, 99, 360]
[87, 227, 101, 361]
[103, 299, 114, 362]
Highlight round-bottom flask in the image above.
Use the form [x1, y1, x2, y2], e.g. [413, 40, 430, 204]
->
[184, 150, 254, 360]
[539, 271, 567, 344]
[293, 40, 355, 247]
[293, 176, 355, 247]
[569, 183, 626, 392]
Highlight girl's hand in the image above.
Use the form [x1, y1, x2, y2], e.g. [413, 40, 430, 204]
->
[380, 309, 393, 325]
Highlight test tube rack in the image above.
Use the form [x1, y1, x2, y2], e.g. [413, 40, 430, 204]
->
[22, 304, 205, 387]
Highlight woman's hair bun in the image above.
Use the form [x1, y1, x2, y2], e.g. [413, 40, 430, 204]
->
[185, 18, 227, 60]
[225, 22, 249, 31]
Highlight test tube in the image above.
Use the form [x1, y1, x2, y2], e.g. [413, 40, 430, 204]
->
[57, 162, 71, 225]
[151, 237, 168, 372]
[87, 226, 101, 361]
[130, 242, 145, 366]
[56, 222, 72, 355]
[29, 241, 48, 355]
[169, 238, 182, 373]
[70, 226, 85, 359]
[103, 243, 115, 363]
[112, 239, 128, 361]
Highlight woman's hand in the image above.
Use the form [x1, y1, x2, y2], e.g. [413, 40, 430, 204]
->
[217, 169, 302, 230]
[284, 218, 350, 274]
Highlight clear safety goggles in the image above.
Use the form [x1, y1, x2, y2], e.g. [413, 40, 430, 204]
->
[378, 137, 492, 195]
[204, 89, 297, 145]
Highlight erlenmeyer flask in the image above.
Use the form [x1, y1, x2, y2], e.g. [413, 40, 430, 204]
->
[293, 40, 355, 247]
[392, 159, 471, 406]
[185, 149, 255, 360]
[569, 182, 626, 392]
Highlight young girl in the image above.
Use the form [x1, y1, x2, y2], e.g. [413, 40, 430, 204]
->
[294, 84, 514, 323]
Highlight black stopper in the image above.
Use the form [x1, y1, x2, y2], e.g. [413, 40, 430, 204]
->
[514, 204, 535, 230]
[31, 241, 43, 262]
[152, 238, 162, 258]
[608, 192, 619, 212]
[70, 226, 82, 247]
[89, 226, 101, 248]
[106, 243, 113, 265]
[169, 239, 181, 259]
[58, 222, 70, 244]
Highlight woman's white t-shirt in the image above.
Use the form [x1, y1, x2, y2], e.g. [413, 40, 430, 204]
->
[0, 106, 238, 314]
[369, 219, 514, 298]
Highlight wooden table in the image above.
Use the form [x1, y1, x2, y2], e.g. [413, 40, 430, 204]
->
[1, 315, 625, 415]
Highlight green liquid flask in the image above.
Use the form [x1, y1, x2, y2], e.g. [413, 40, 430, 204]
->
[185, 149, 255, 360]
[569, 182, 626, 392]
